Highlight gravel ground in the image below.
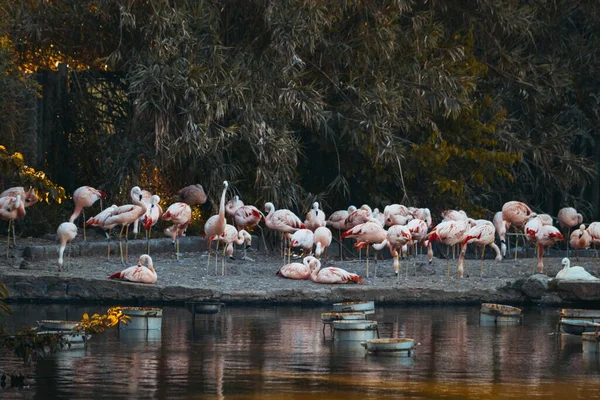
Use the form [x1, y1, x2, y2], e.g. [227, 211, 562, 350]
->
[1, 234, 599, 294]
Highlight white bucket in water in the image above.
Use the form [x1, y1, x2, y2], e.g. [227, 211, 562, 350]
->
[120, 307, 163, 331]
[332, 320, 378, 341]
[479, 303, 522, 324]
[332, 301, 375, 315]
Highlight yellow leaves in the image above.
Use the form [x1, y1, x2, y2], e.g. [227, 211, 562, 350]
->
[74, 307, 131, 334]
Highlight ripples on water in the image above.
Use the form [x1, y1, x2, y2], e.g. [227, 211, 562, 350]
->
[1, 304, 599, 399]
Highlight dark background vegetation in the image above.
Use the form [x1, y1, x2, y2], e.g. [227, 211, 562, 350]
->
[0, 0, 598, 235]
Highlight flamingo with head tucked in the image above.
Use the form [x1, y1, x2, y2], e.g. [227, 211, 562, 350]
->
[309, 257, 364, 284]
[569, 224, 591, 261]
[86, 204, 118, 260]
[161, 202, 192, 261]
[69, 186, 107, 241]
[204, 181, 229, 273]
[108, 254, 157, 284]
[0, 186, 37, 245]
[558, 207, 584, 256]
[57, 222, 78, 272]
[406, 218, 432, 263]
[342, 219, 387, 278]
[384, 204, 412, 226]
[276, 255, 316, 280]
[326, 205, 356, 260]
[226, 195, 244, 221]
[264, 202, 305, 263]
[0, 194, 25, 257]
[233, 204, 265, 260]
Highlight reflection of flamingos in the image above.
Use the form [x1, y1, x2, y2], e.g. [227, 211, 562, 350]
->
[558, 207, 584, 256]
[264, 202, 305, 263]
[457, 221, 501, 278]
[212, 224, 251, 275]
[427, 220, 469, 276]
[314, 227, 332, 259]
[373, 224, 412, 278]
[532, 225, 564, 274]
[341, 219, 386, 278]
[290, 229, 314, 257]
[204, 181, 229, 273]
[142, 195, 163, 255]
[57, 222, 78, 272]
[161, 202, 192, 261]
[309, 257, 364, 284]
[233, 205, 265, 260]
[86, 205, 118, 260]
[304, 202, 326, 231]
[0, 195, 25, 257]
[108, 254, 157, 284]
[326, 205, 356, 260]
[103, 186, 147, 265]
[69, 186, 107, 241]
[276, 255, 315, 280]
[569, 224, 591, 261]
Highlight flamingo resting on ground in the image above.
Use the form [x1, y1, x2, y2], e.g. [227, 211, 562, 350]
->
[555, 258, 598, 281]
[457, 221, 502, 278]
[0, 194, 25, 257]
[204, 181, 229, 273]
[276, 255, 317, 280]
[314, 226, 332, 259]
[57, 222, 77, 272]
[108, 254, 157, 284]
[161, 202, 192, 261]
[69, 186, 106, 241]
[309, 257, 364, 284]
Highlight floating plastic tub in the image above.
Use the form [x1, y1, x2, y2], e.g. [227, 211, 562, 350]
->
[361, 338, 415, 356]
[332, 301, 375, 315]
[480, 303, 522, 324]
[560, 319, 600, 335]
[120, 307, 163, 331]
[321, 312, 366, 322]
[560, 309, 600, 323]
[332, 320, 378, 341]
[37, 320, 78, 331]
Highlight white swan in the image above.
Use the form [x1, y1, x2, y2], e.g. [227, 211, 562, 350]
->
[555, 258, 599, 281]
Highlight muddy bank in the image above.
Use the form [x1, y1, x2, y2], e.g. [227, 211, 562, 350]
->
[1, 236, 600, 306]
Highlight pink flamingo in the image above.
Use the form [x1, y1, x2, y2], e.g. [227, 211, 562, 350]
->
[406, 218, 433, 263]
[108, 254, 157, 284]
[341, 219, 387, 277]
[586, 222, 600, 259]
[558, 207, 584, 255]
[314, 226, 332, 259]
[326, 205, 356, 260]
[0, 195, 25, 257]
[309, 257, 364, 284]
[57, 221, 77, 272]
[372, 224, 412, 278]
[345, 204, 373, 229]
[176, 184, 207, 206]
[204, 181, 229, 273]
[304, 202, 327, 231]
[427, 219, 470, 276]
[276, 255, 316, 280]
[441, 209, 468, 221]
[569, 224, 591, 261]
[161, 202, 192, 261]
[502, 201, 534, 228]
[226, 195, 244, 221]
[0, 187, 37, 245]
[211, 224, 252, 275]
[493, 211, 510, 257]
[142, 195, 163, 255]
[371, 208, 386, 227]
[233, 205, 265, 260]
[290, 229, 314, 257]
[132, 189, 152, 239]
[85, 204, 118, 260]
[384, 204, 412, 226]
[264, 202, 306, 263]
[102, 186, 148, 265]
[457, 221, 502, 278]
[412, 208, 433, 228]
[69, 186, 107, 241]
[532, 225, 564, 274]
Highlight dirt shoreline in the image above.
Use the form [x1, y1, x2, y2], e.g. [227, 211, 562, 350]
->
[1, 236, 600, 306]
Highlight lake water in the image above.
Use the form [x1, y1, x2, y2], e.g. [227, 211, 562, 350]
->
[1, 303, 599, 399]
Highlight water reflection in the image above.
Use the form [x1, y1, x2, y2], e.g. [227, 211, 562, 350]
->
[0, 304, 600, 399]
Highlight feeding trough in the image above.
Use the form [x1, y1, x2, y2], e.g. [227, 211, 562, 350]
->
[332, 301, 375, 315]
[120, 307, 163, 331]
[332, 320, 378, 341]
[560, 309, 600, 323]
[321, 312, 366, 337]
[479, 303, 522, 324]
[36, 330, 91, 348]
[582, 332, 600, 353]
[361, 338, 415, 356]
[186, 301, 224, 315]
[559, 319, 600, 336]
[37, 320, 79, 331]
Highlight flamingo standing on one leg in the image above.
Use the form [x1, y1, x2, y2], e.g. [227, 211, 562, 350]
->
[304, 202, 327, 231]
[406, 218, 432, 263]
[341, 219, 387, 278]
[204, 181, 229, 273]
[457, 221, 502, 278]
[85, 204, 118, 260]
[427, 220, 470, 276]
[57, 222, 77, 272]
[102, 186, 148, 265]
[69, 186, 107, 241]
[569, 224, 591, 261]
[493, 211, 510, 257]
[533, 225, 564, 274]
[264, 202, 305, 263]
[142, 195, 162, 255]
[211, 224, 252, 275]
[276, 255, 317, 280]
[290, 229, 315, 258]
[309, 257, 364, 284]
[558, 207, 584, 256]
[372, 224, 412, 279]
[161, 202, 192, 261]
[502, 200, 534, 260]
[233, 205, 265, 260]
[314, 226, 332, 260]
[225, 195, 244, 224]
[108, 254, 157, 284]
[131, 189, 152, 239]
[0, 195, 25, 258]
[0, 187, 38, 245]
[326, 205, 356, 260]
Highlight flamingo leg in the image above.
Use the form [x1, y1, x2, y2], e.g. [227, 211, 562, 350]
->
[566, 227, 571, 257]
[215, 240, 220, 275]
[536, 243, 544, 274]
[339, 230, 343, 261]
[480, 244, 487, 278]
[106, 230, 111, 261]
[176, 236, 180, 261]
[118, 225, 125, 265]
[125, 225, 130, 263]
[365, 243, 370, 278]
[446, 258, 450, 277]
[147, 225, 151, 255]
[6, 220, 11, 258]
[258, 225, 269, 255]
[11, 220, 16, 246]
[82, 209, 86, 241]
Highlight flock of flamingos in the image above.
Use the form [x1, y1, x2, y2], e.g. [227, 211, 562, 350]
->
[1, 182, 599, 285]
